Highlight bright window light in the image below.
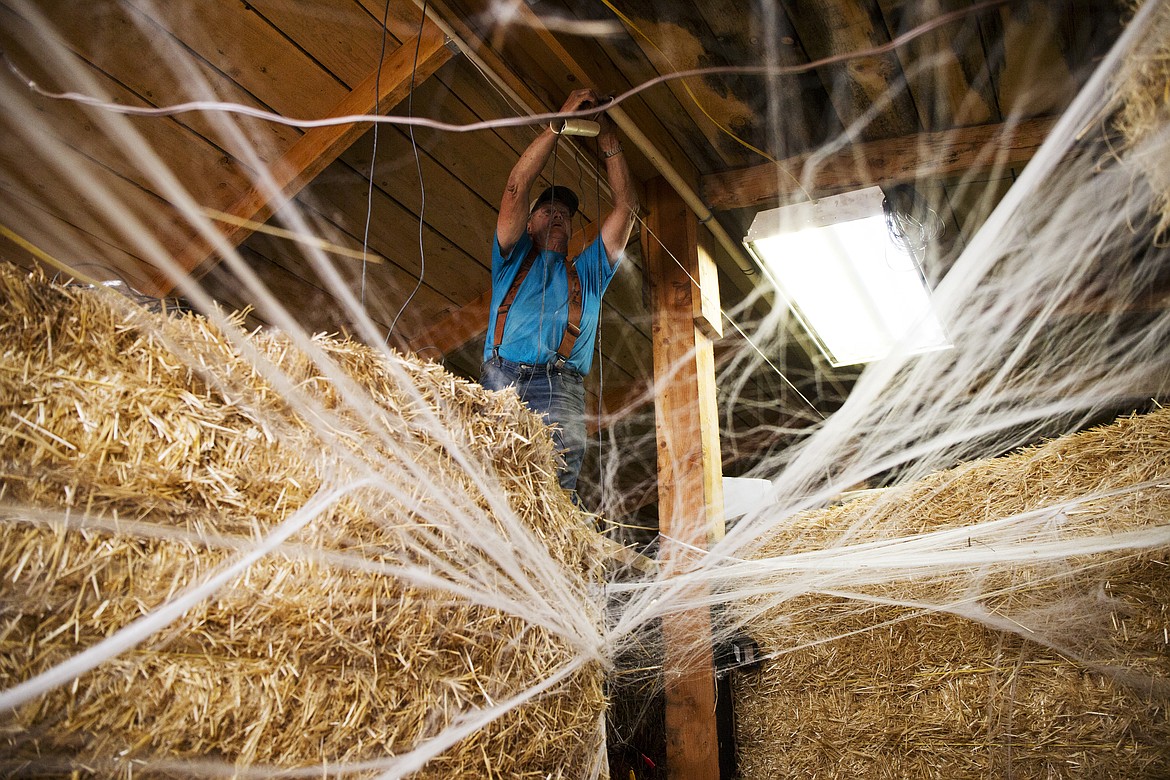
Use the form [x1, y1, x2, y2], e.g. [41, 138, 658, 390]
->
[744, 186, 952, 367]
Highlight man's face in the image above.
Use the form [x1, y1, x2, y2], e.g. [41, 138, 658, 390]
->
[528, 201, 573, 251]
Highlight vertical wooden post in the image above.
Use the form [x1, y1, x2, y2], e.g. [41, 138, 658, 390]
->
[642, 176, 726, 778]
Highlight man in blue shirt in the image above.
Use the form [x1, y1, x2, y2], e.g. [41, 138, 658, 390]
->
[481, 89, 638, 493]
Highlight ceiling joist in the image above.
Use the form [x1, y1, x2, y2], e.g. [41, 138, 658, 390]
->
[701, 115, 1056, 211]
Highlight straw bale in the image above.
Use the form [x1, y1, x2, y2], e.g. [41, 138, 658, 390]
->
[0, 266, 607, 777]
[734, 409, 1170, 778]
[1113, 0, 1170, 234]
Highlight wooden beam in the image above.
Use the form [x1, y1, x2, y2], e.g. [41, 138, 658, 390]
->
[146, 18, 453, 296]
[702, 116, 1055, 211]
[407, 289, 491, 358]
[643, 176, 725, 778]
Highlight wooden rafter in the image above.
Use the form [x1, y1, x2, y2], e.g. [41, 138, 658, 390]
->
[407, 289, 491, 358]
[145, 17, 453, 296]
[701, 116, 1056, 211]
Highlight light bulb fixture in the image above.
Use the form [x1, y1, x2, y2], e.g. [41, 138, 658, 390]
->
[744, 186, 951, 367]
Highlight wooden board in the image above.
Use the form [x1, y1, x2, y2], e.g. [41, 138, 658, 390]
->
[643, 176, 725, 778]
[119, 0, 348, 118]
[701, 117, 1054, 210]
[11, 0, 301, 164]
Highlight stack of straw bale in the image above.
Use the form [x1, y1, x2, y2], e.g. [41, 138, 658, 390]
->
[734, 409, 1170, 778]
[0, 266, 606, 777]
[1113, 0, 1170, 234]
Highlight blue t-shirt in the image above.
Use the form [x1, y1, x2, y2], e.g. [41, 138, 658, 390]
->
[484, 231, 619, 375]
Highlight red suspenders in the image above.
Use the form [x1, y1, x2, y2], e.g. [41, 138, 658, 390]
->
[554, 257, 584, 365]
[491, 244, 584, 367]
[491, 245, 539, 355]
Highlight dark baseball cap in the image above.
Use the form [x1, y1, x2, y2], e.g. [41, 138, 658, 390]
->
[529, 185, 579, 217]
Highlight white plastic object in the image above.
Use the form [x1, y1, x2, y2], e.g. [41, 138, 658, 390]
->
[550, 119, 600, 137]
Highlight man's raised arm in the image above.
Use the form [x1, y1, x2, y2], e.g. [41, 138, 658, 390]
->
[497, 89, 600, 255]
[596, 110, 639, 264]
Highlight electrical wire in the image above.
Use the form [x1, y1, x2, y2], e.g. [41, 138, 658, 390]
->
[3, 0, 1011, 135]
[598, 0, 776, 164]
[385, 0, 430, 342]
[360, 0, 394, 308]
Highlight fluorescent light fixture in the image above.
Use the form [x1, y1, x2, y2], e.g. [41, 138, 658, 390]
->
[744, 186, 951, 367]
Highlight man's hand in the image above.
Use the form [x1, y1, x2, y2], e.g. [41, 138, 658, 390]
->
[559, 88, 599, 116]
[499, 92, 598, 253]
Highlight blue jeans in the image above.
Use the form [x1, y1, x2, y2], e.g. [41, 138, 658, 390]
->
[481, 357, 587, 492]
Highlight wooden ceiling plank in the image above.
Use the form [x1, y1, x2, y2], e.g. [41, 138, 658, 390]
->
[376, 71, 533, 196]
[211, 238, 448, 341]
[0, 8, 262, 211]
[993, 3, 1079, 119]
[580, 1, 757, 170]
[431, 61, 549, 158]
[0, 130, 191, 290]
[779, 0, 918, 141]
[873, 0, 995, 130]
[202, 243, 355, 333]
[0, 189, 154, 291]
[119, 0, 348, 118]
[353, 0, 453, 42]
[418, 0, 558, 117]
[680, 0, 825, 163]
[244, 0, 401, 88]
[203, 185, 465, 325]
[702, 116, 1055, 211]
[296, 166, 488, 307]
[242, 227, 454, 322]
[151, 18, 453, 295]
[9, 1, 301, 167]
[946, 173, 1014, 245]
